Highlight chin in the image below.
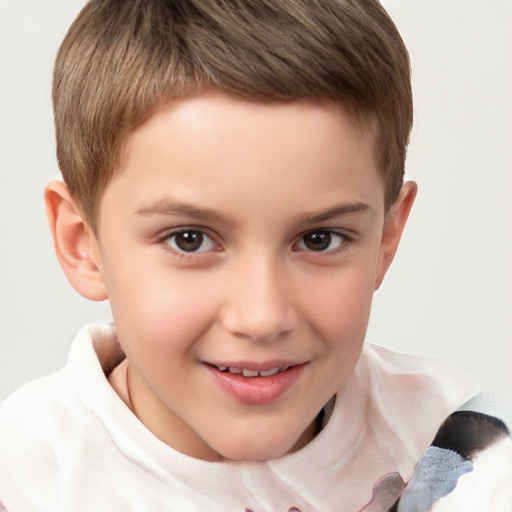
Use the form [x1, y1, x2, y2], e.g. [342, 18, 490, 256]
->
[201, 408, 319, 462]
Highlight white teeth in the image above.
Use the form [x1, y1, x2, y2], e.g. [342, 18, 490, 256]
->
[216, 365, 286, 377]
[259, 367, 280, 377]
[242, 369, 259, 377]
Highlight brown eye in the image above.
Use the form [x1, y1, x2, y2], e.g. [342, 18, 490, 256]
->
[165, 230, 216, 253]
[297, 231, 344, 252]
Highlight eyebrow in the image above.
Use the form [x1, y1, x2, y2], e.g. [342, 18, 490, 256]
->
[303, 202, 372, 223]
[133, 200, 233, 224]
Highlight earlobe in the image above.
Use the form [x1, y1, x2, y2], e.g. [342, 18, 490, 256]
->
[45, 180, 108, 301]
[375, 181, 417, 290]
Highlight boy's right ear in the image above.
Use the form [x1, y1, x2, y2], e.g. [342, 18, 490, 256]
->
[44, 180, 107, 301]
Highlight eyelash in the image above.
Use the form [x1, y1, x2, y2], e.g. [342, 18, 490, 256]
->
[157, 227, 352, 258]
[158, 228, 219, 256]
[293, 229, 350, 256]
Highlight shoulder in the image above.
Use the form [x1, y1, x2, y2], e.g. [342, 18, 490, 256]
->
[362, 343, 479, 391]
[360, 343, 479, 418]
[0, 368, 82, 507]
[356, 343, 479, 445]
[1, 367, 76, 427]
[0, 323, 122, 460]
[0, 325, 125, 510]
[0, 367, 84, 463]
[330, 343, 481, 492]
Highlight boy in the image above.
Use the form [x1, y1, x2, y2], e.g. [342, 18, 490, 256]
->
[1, 0, 509, 510]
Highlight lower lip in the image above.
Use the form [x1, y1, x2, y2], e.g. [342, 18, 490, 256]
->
[205, 364, 305, 405]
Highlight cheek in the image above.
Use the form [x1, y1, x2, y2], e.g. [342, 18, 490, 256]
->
[304, 270, 375, 392]
[304, 263, 376, 341]
[301, 259, 377, 388]
[103, 253, 219, 358]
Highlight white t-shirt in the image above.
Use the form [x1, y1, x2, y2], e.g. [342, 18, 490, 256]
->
[0, 324, 478, 512]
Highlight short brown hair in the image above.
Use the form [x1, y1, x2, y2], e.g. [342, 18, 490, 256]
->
[53, 0, 412, 229]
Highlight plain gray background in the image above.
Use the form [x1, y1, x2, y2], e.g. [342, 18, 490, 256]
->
[1, 0, 511, 427]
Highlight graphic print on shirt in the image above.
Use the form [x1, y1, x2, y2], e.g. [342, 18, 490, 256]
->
[243, 474, 404, 512]
[358, 473, 404, 511]
[245, 508, 301, 512]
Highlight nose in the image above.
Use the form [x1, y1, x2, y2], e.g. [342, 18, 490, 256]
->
[220, 255, 297, 342]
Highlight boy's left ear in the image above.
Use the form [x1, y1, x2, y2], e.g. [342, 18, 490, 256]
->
[375, 181, 417, 290]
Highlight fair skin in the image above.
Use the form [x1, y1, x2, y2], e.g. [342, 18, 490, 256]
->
[46, 92, 416, 462]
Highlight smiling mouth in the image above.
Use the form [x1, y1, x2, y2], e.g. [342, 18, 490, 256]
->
[206, 362, 305, 405]
[212, 364, 295, 378]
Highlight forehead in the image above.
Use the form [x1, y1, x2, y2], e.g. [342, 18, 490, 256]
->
[99, 93, 384, 228]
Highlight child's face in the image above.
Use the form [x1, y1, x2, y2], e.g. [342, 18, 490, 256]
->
[90, 92, 399, 462]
